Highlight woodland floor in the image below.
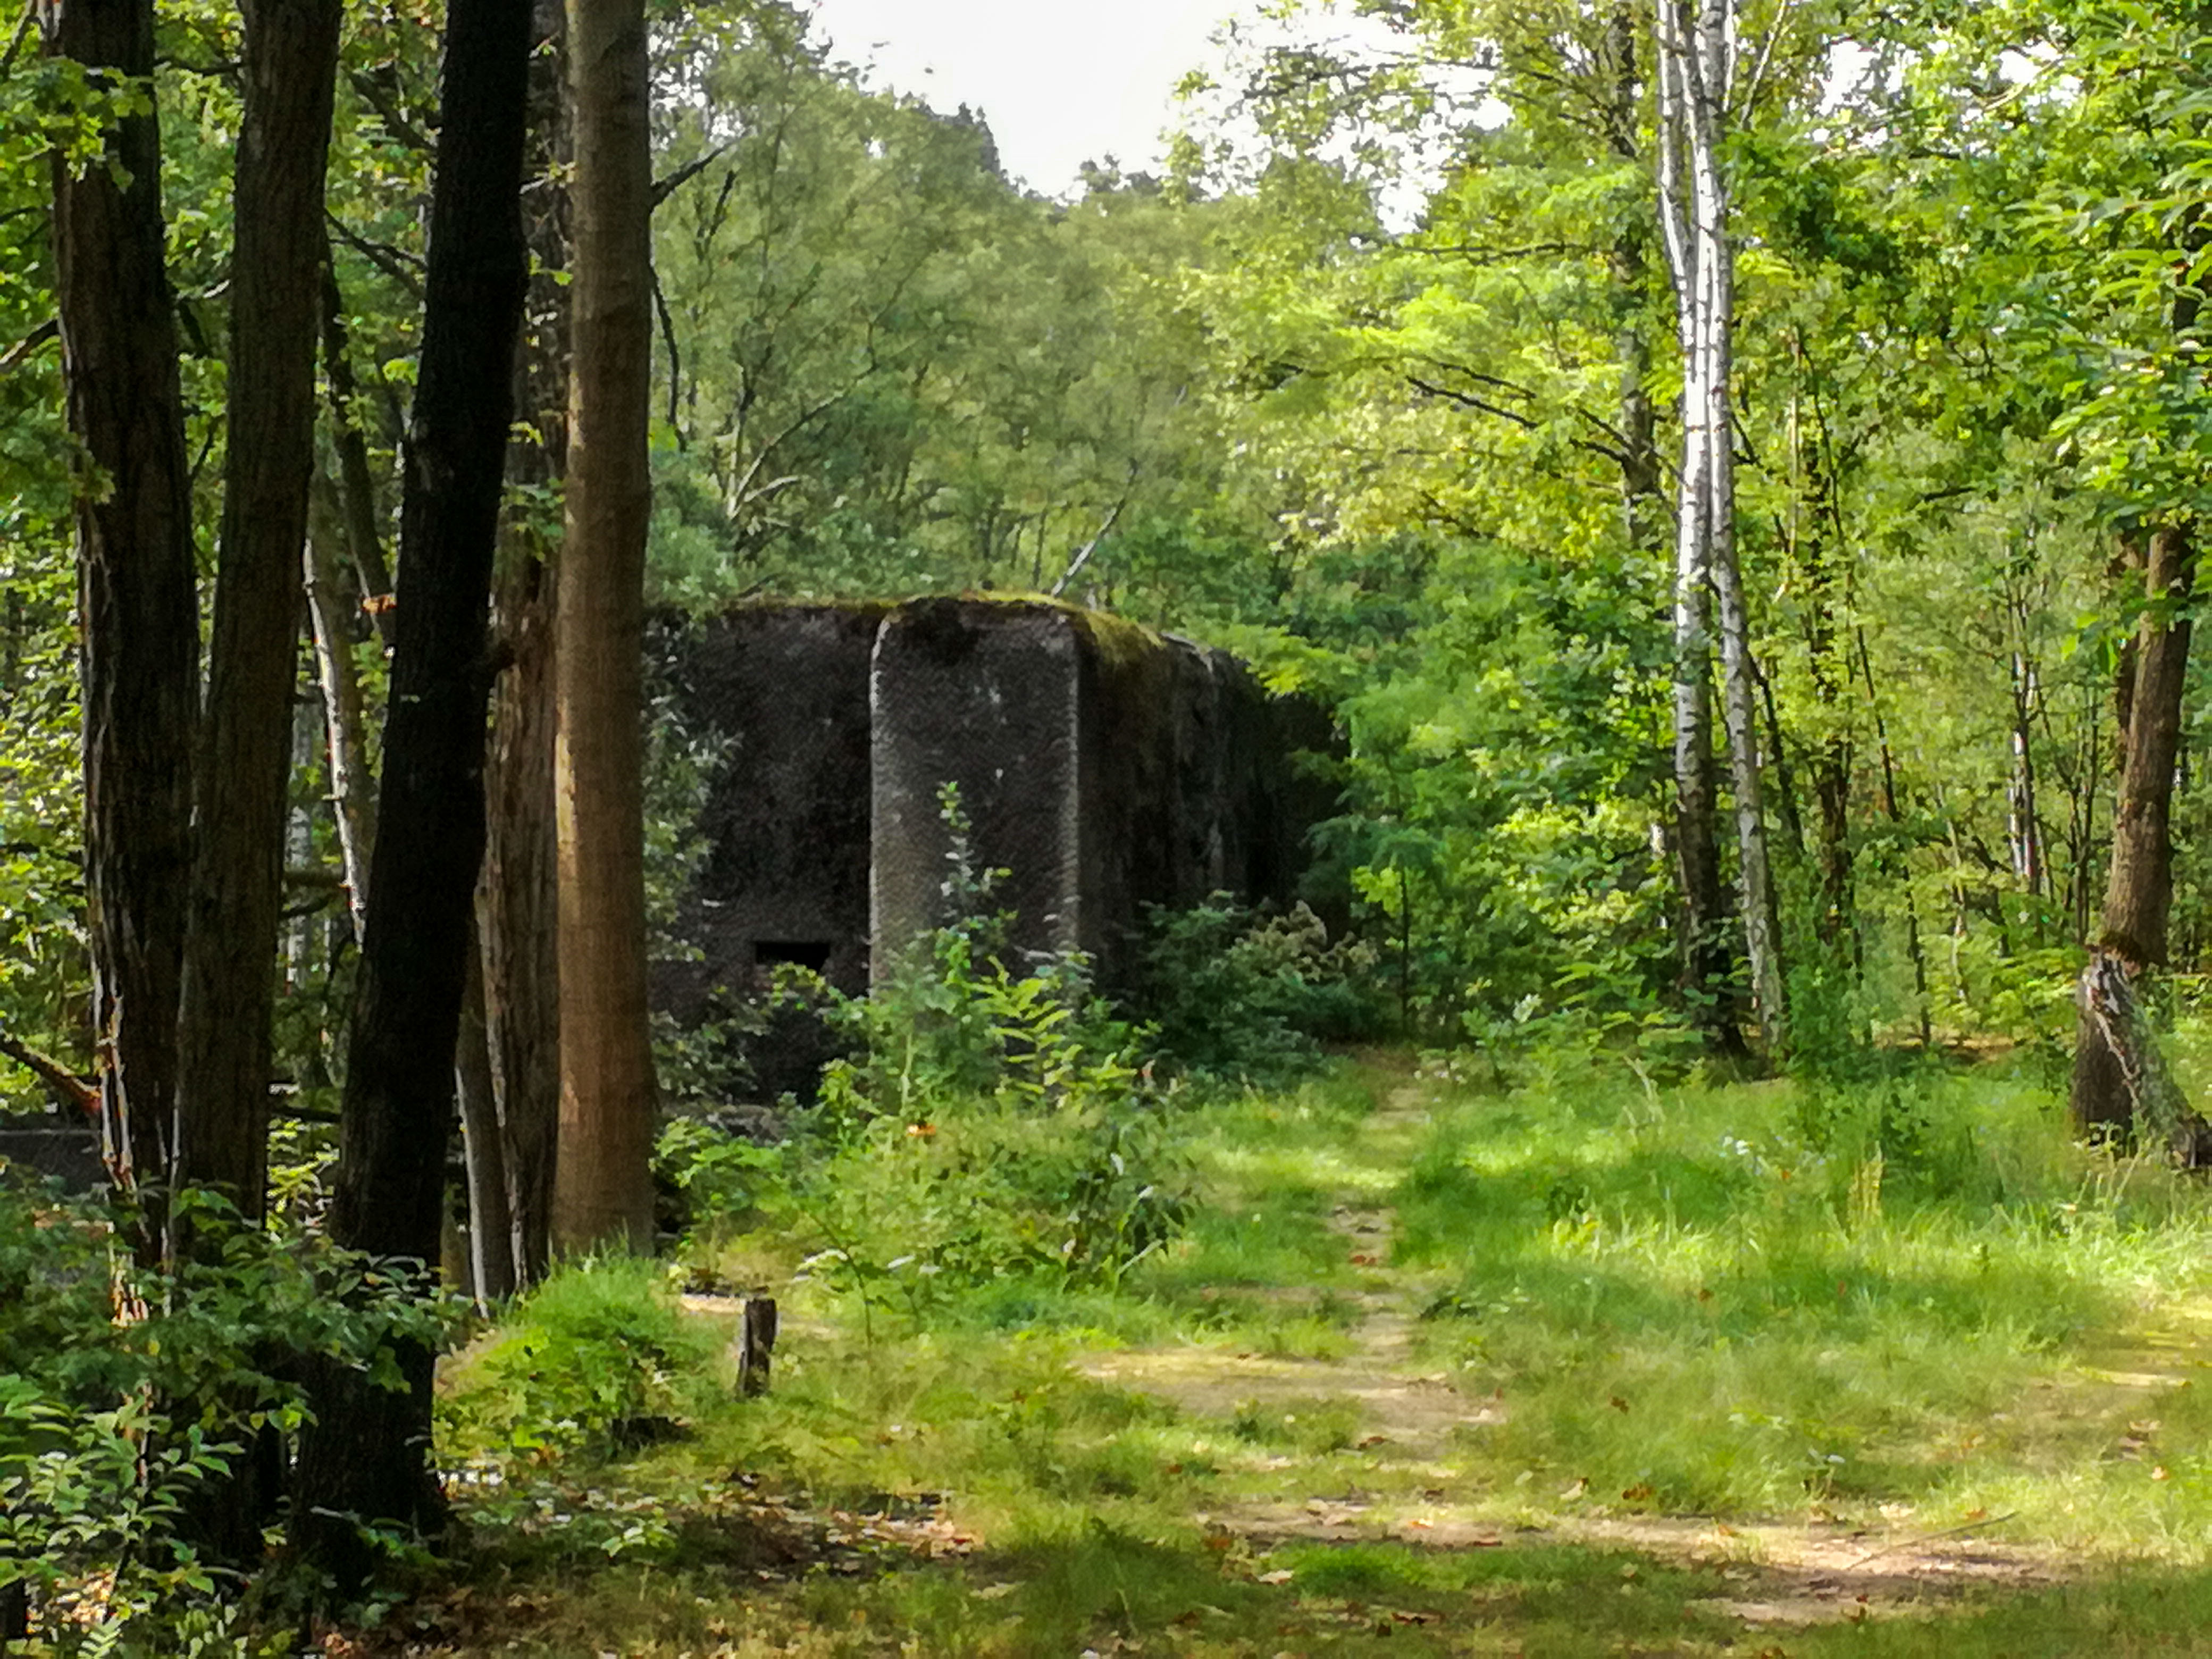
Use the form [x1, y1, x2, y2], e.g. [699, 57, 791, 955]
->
[342, 1051, 2212, 1656]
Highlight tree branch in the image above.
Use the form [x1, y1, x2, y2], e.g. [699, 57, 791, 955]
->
[651, 145, 731, 209]
[0, 1025, 98, 1118]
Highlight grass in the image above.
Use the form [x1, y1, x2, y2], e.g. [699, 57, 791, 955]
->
[389, 1045, 2212, 1655]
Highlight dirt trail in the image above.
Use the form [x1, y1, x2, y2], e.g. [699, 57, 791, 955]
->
[1079, 1084, 1472, 1451]
[1073, 1079, 2076, 1632]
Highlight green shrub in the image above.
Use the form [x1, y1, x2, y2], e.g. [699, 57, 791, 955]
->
[1133, 896, 1379, 1086]
[452, 1256, 720, 1464]
[0, 1181, 451, 1652]
[710, 785, 1196, 1314]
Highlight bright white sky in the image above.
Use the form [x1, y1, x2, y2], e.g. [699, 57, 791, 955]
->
[804, 0, 1235, 196]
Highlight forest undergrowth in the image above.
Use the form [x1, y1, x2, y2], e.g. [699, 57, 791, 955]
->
[380, 1038, 2212, 1657]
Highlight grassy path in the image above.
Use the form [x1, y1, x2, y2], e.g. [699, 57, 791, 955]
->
[402, 1052, 2212, 1656]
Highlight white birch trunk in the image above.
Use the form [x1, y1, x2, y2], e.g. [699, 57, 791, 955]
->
[1657, 0, 1788, 1052]
[304, 514, 376, 937]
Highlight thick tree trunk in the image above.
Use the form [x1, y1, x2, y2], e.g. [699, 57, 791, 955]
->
[292, 0, 531, 1590]
[481, 0, 571, 1286]
[45, 0, 200, 1219]
[551, 0, 659, 1254]
[1672, 520, 1733, 1034]
[173, 0, 342, 1237]
[484, 559, 560, 1283]
[2072, 524, 2207, 1153]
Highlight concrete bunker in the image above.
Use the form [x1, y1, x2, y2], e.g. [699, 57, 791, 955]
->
[648, 597, 1342, 1099]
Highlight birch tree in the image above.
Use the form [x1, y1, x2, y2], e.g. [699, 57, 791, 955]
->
[1654, 0, 1787, 1053]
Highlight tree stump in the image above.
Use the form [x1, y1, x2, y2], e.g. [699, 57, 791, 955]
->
[734, 1296, 777, 1397]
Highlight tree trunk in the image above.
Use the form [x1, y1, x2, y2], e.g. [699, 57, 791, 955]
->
[291, 0, 531, 1590]
[1655, 0, 1783, 1055]
[551, 0, 659, 1254]
[1794, 403, 1854, 953]
[173, 0, 342, 1239]
[481, 0, 571, 1287]
[484, 557, 560, 1283]
[2007, 647, 2046, 910]
[1855, 629, 1931, 1042]
[305, 493, 377, 935]
[458, 943, 514, 1301]
[45, 0, 201, 1222]
[322, 260, 398, 636]
[1602, 0, 1736, 1056]
[2071, 523, 2206, 1153]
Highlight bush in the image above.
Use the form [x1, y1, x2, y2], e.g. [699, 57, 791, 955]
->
[0, 1180, 453, 1652]
[450, 1256, 720, 1464]
[1134, 896, 1379, 1086]
[691, 784, 1196, 1314]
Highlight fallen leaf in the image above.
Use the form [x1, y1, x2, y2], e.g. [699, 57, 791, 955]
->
[1560, 1477, 1589, 1500]
[1356, 1434, 1392, 1449]
[2154, 1465, 2172, 1481]
[1257, 1569, 1295, 1585]
[1610, 1395, 1630, 1413]
[1621, 1483, 1654, 1502]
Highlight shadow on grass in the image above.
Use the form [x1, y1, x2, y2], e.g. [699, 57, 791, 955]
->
[395, 1516, 2212, 1656]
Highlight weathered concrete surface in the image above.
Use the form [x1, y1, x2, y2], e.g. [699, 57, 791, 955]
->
[868, 598, 1338, 985]
[648, 604, 886, 1007]
[651, 597, 1342, 1098]
[869, 599, 1089, 971]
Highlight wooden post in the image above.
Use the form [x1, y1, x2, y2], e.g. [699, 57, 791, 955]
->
[735, 1296, 777, 1397]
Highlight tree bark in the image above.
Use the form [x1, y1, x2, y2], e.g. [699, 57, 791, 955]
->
[551, 0, 659, 1254]
[481, 0, 571, 1287]
[483, 556, 560, 1283]
[305, 492, 376, 936]
[45, 0, 201, 1221]
[321, 261, 398, 643]
[1856, 628, 1931, 1043]
[292, 0, 531, 1590]
[458, 943, 514, 1301]
[1601, 0, 1737, 1055]
[173, 0, 342, 1237]
[2071, 523, 2206, 1153]
[1655, 0, 1786, 1057]
[1794, 397, 1854, 953]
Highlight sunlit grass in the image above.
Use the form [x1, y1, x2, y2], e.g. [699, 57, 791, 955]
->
[421, 1048, 2212, 1653]
[1388, 1050, 2212, 1544]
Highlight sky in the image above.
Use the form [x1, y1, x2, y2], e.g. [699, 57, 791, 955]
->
[804, 0, 1234, 197]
